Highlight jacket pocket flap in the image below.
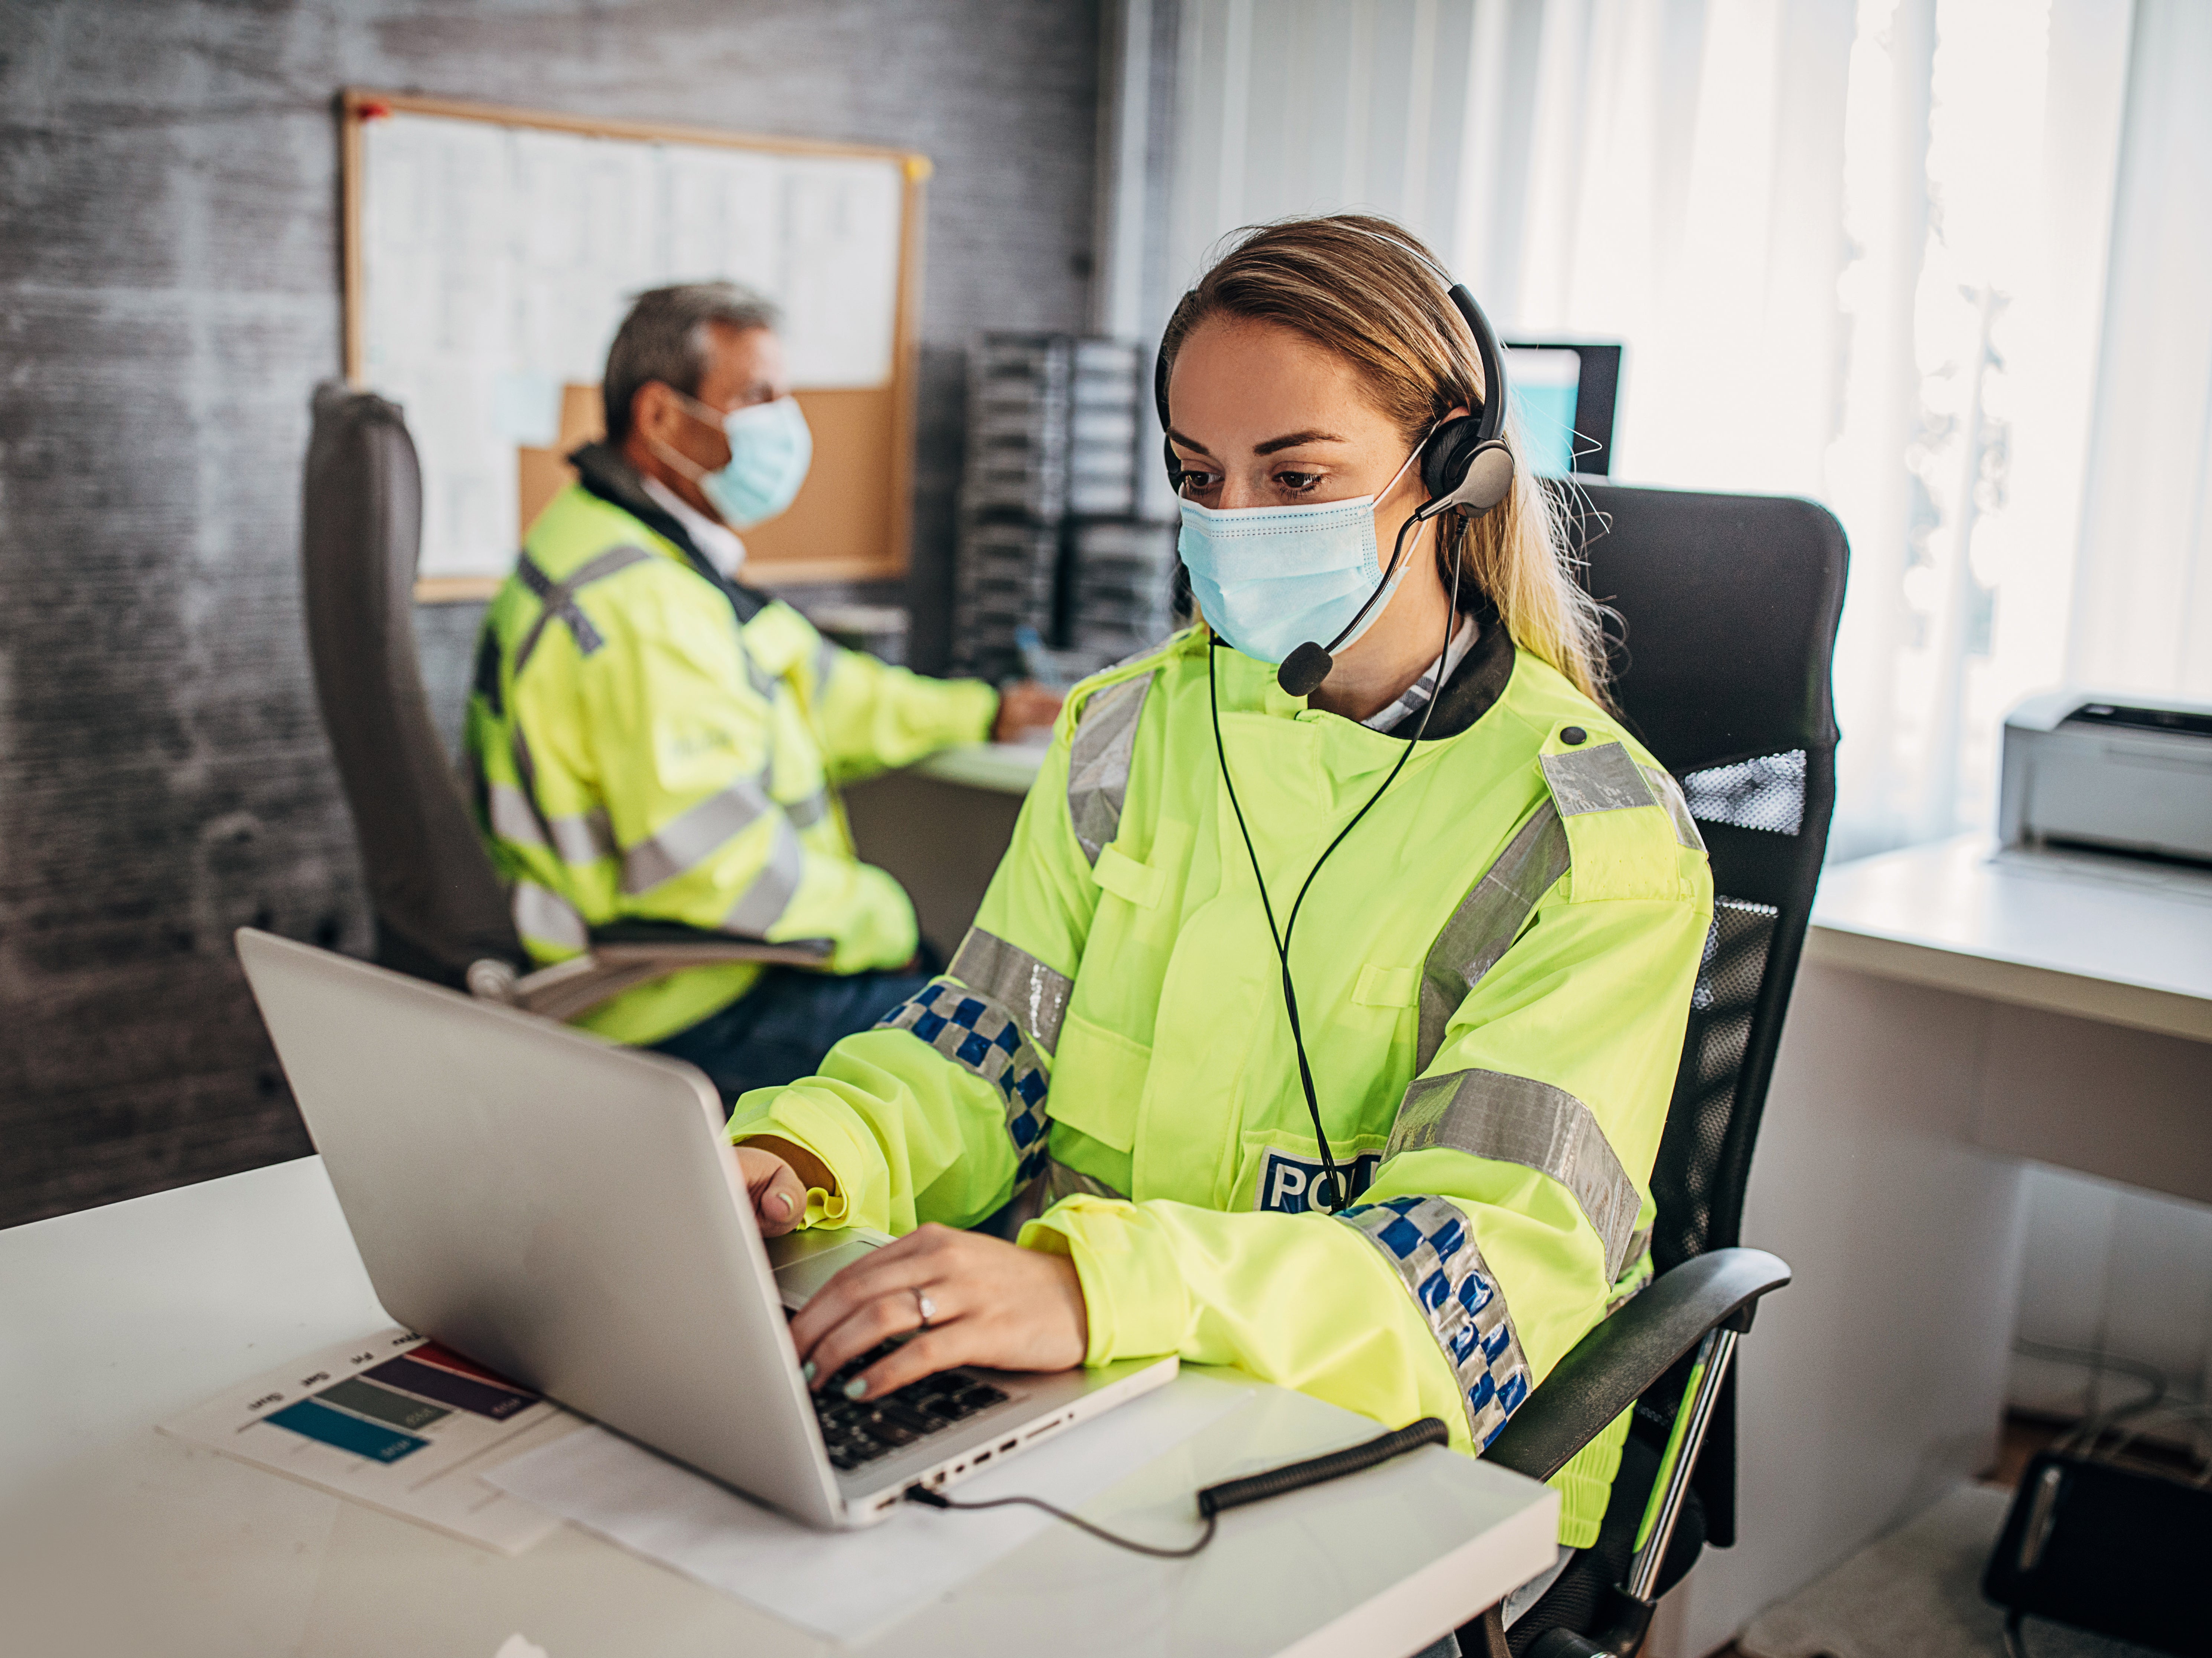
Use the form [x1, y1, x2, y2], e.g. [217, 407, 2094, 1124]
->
[1353, 964, 1418, 1007]
[1094, 843, 1165, 909]
[1048, 1011, 1150, 1153]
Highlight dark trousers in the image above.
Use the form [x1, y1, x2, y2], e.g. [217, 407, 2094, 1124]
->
[648, 966, 934, 1104]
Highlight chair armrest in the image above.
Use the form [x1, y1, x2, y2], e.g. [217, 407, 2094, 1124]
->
[1483, 1247, 1791, 1484]
[468, 928, 836, 1025]
[586, 920, 835, 969]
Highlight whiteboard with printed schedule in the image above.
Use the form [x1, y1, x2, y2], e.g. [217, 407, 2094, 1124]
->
[341, 89, 928, 595]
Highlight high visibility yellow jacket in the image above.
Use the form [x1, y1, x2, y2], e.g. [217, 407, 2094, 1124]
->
[726, 620, 1713, 1547]
[463, 446, 999, 1045]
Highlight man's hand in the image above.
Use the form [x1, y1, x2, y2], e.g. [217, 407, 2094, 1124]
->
[788, 1224, 1088, 1400]
[992, 681, 1065, 742]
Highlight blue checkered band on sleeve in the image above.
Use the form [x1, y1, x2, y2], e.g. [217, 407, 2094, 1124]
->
[876, 979, 1052, 1185]
[1338, 1194, 1532, 1450]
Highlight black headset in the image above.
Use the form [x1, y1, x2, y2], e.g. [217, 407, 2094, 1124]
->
[1162, 232, 1514, 1212]
[1154, 245, 1517, 697]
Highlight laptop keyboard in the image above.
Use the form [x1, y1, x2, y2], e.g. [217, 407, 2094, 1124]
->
[811, 1341, 1011, 1472]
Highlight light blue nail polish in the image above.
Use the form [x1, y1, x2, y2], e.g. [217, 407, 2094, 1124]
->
[843, 1377, 868, 1400]
[801, 1361, 816, 1383]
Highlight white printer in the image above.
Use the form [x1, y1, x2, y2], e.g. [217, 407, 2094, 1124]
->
[1998, 691, 2212, 865]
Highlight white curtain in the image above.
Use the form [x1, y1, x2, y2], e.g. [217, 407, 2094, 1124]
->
[1162, 0, 2206, 859]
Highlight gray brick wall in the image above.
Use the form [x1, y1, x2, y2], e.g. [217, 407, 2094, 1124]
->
[0, 0, 1102, 1225]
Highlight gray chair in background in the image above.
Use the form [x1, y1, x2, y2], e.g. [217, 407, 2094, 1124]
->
[298, 382, 822, 1025]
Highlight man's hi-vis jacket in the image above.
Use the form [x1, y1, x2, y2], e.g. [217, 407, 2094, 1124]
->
[726, 618, 1713, 1546]
[463, 445, 998, 1047]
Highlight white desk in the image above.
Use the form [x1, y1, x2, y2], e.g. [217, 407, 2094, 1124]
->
[1667, 836, 2212, 1658]
[0, 1157, 1556, 1658]
[912, 740, 1049, 797]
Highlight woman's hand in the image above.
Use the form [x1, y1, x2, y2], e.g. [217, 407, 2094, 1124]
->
[724, 1142, 821, 1237]
[788, 1224, 1088, 1401]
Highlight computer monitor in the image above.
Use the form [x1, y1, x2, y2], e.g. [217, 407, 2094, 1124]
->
[1501, 341, 1623, 477]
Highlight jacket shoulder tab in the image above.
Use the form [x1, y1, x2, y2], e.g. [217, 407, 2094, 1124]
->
[1536, 721, 1703, 903]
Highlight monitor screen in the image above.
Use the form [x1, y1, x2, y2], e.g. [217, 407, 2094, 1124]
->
[1501, 341, 1622, 477]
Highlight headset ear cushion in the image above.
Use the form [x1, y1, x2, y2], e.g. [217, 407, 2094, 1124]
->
[1420, 414, 1483, 502]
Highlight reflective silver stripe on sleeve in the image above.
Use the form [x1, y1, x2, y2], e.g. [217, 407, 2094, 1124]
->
[506, 724, 561, 858]
[1338, 1195, 1531, 1450]
[1540, 741, 1657, 816]
[1417, 803, 1571, 1070]
[949, 927, 1072, 1054]
[488, 781, 550, 851]
[510, 880, 588, 952]
[876, 979, 1052, 1186]
[784, 788, 831, 830]
[1043, 1159, 1123, 1201]
[1387, 1068, 1645, 1284]
[975, 1155, 1125, 1239]
[723, 815, 806, 934]
[547, 807, 616, 866]
[621, 778, 775, 894]
[1066, 671, 1154, 865]
[813, 637, 841, 693]
[1639, 764, 1706, 852]
[513, 546, 656, 672]
[487, 783, 615, 866]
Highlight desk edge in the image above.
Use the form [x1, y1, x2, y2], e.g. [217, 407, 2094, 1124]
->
[1804, 926, 2212, 1044]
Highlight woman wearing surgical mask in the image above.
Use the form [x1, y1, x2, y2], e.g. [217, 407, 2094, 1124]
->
[727, 220, 1713, 1622]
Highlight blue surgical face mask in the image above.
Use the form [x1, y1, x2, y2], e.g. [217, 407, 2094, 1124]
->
[657, 392, 814, 529]
[1176, 445, 1424, 667]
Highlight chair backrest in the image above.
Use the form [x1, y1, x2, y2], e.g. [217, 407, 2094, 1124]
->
[300, 383, 522, 986]
[1561, 480, 1848, 1543]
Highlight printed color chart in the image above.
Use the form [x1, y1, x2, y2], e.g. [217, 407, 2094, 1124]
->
[159, 1326, 585, 1552]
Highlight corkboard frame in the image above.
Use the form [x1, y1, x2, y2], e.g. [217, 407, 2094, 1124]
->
[339, 88, 930, 603]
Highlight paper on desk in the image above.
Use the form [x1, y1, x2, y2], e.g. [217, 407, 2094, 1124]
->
[485, 1371, 1250, 1645]
[159, 1325, 585, 1554]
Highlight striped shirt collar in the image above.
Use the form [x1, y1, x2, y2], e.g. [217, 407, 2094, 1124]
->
[1362, 614, 1481, 733]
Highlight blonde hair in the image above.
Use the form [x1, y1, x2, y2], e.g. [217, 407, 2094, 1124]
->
[1159, 214, 1612, 708]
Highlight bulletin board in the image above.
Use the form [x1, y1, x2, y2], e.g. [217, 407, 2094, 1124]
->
[340, 89, 930, 600]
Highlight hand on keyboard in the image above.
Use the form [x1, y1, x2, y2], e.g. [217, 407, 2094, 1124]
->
[810, 1341, 1011, 1471]
[788, 1224, 1089, 1407]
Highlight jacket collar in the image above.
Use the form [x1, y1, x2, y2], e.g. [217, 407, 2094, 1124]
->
[569, 442, 772, 625]
[1392, 602, 1515, 741]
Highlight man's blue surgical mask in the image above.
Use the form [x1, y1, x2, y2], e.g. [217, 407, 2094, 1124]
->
[1176, 444, 1424, 667]
[656, 391, 814, 529]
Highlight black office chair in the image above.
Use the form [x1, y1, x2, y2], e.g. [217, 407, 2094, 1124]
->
[1457, 483, 1848, 1658]
[298, 383, 823, 1024]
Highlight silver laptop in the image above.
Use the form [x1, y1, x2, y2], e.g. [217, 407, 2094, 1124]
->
[234, 929, 1175, 1529]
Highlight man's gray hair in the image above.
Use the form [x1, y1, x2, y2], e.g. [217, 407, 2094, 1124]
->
[602, 281, 781, 443]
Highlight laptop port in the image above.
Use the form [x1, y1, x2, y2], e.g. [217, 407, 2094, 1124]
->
[974, 1449, 992, 1463]
[999, 1438, 1018, 1452]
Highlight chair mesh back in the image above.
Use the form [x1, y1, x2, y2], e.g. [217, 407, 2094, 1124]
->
[1653, 895, 1779, 1274]
[1560, 482, 1848, 1544]
[300, 383, 522, 986]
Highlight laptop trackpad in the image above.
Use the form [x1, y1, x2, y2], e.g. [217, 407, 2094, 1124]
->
[767, 1225, 892, 1311]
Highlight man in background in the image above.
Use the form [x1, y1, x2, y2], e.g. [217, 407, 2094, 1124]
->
[465, 281, 1061, 1099]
